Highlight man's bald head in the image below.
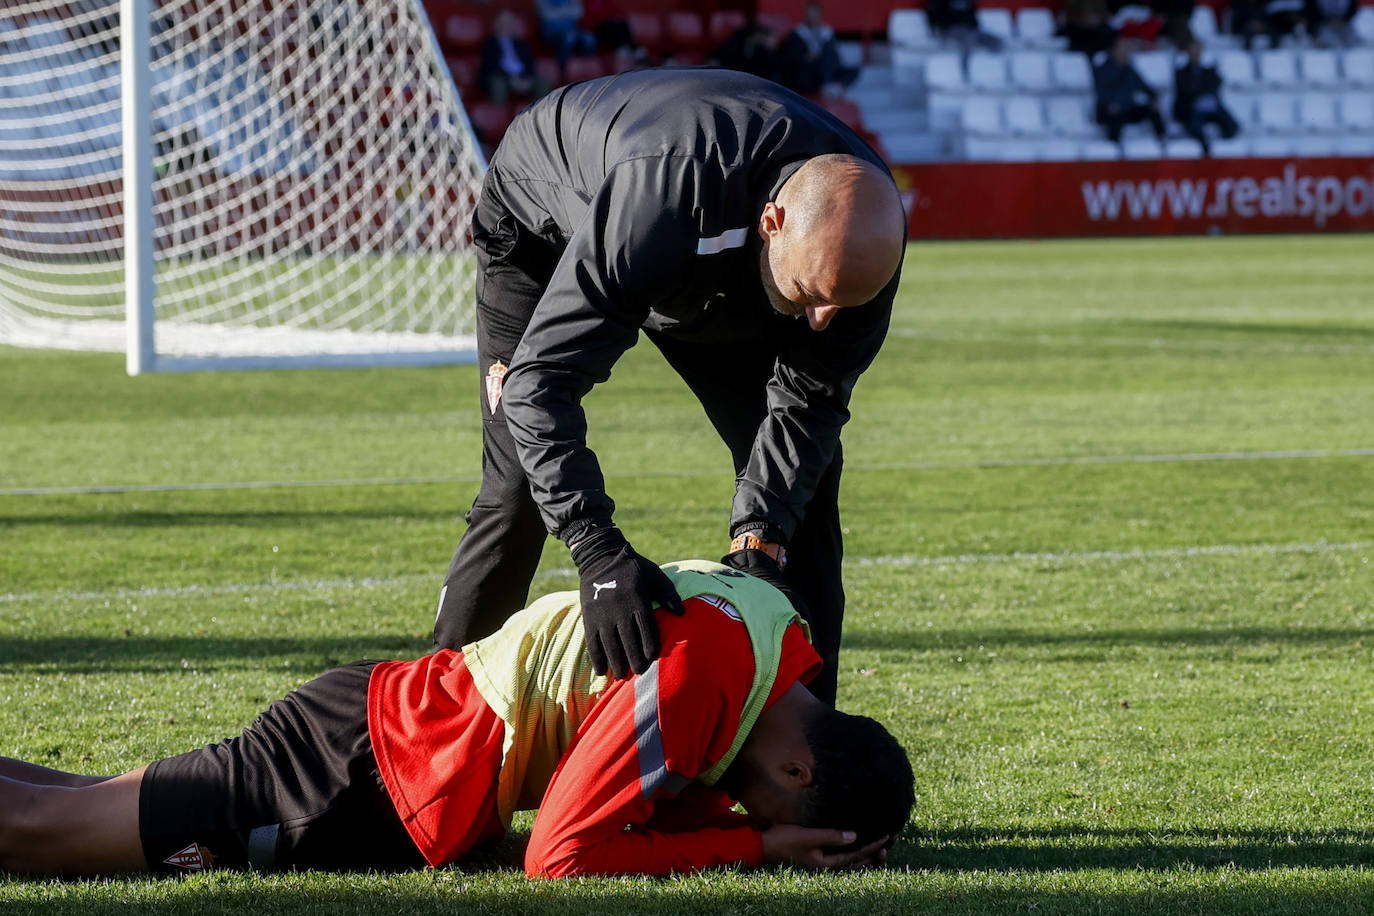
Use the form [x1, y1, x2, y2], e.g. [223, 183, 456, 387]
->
[758, 154, 905, 330]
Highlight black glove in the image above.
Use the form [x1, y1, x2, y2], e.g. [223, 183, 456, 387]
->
[571, 527, 685, 679]
[720, 548, 810, 621]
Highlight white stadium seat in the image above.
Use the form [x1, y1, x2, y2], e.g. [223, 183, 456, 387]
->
[1333, 134, 1374, 156]
[1226, 93, 1258, 128]
[1003, 96, 1046, 135]
[1050, 52, 1093, 92]
[1291, 135, 1339, 157]
[1165, 137, 1205, 158]
[1046, 95, 1098, 137]
[1353, 6, 1374, 44]
[1079, 138, 1122, 160]
[925, 53, 966, 92]
[1256, 93, 1298, 132]
[1189, 6, 1219, 43]
[1250, 135, 1296, 156]
[1338, 92, 1374, 130]
[964, 137, 1032, 161]
[1216, 50, 1259, 91]
[960, 97, 1003, 136]
[967, 52, 1009, 91]
[1035, 139, 1081, 160]
[1209, 136, 1251, 157]
[1015, 8, 1064, 49]
[1133, 50, 1174, 92]
[1121, 137, 1162, 159]
[1256, 49, 1299, 88]
[889, 10, 937, 49]
[1297, 95, 1339, 132]
[1297, 50, 1341, 89]
[1008, 51, 1053, 91]
[976, 8, 1015, 45]
[1342, 49, 1374, 88]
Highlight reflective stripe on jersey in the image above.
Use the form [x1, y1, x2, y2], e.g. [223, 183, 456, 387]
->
[695, 227, 749, 255]
[634, 660, 690, 799]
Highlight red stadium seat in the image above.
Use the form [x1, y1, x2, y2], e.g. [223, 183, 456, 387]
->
[536, 56, 561, 88]
[757, 13, 793, 39]
[565, 55, 609, 82]
[708, 11, 748, 45]
[626, 11, 664, 54]
[466, 101, 513, 142]
[442, 14, 485, 55]
[666, 11, 706, 51]
[444, 55, 478, 91]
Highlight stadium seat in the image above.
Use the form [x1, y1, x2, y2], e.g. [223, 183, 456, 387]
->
[960, 97, 1003, 136]
[1050, 53, 1094, 92]
[564, 55, 608, 82]
[1121, 136, 1162, 159]
[1046, 95, 1098, 137]
[1165, 137, 1205, 158]
[444, 55, 477, 90]
[965, 137, 1036, 161]
[626, 12, 664, 55]
[889, 10, 937, 49]
[666, 12, 706, 52]
[967, 52, 1008, 91]
[1333, 134, 1374, 156]
[1297, 50, 1341, 89]
[1009, 51, 1053, 92]
[1297, 94, 1339, 132]
[1342, 49, 1374, 88]
[1226, 93, 1258, 128]
[1209, 136, 1250, 157]
[1256, 49, 1299, 88]
[1079, 138, 1121, 159]
[1132, 50, 1174, 92]
[1256, 93, 1298, 132]
[708, 11, 748, 45]
[1353, 6, 1374, 43]
[1338, 92, 1374, 130]
[1291, 135, 1339, 157]
[757, 13, 792, 38]
[1035, 139, 1081, 160]
[976, 8, 1015, 45]
[442, 14, 484, 55]
[1188, 6, 1219, 44]
[1014, 8, 1064, 49]
[1003, 96, 1046, 135]
[1249, 135, 1295, 156]
[1216, 50, 1258, 91]
[925, 52, 966, 92]
[466, 101, 513, 141]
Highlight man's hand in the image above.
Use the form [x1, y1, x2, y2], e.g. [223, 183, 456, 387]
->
[720, 548, 810, 621]
[571, 527, 685, 679]
[761, 826, 891, 870]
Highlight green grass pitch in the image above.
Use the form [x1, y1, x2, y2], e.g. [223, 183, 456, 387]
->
[1, 234, 1372, 914]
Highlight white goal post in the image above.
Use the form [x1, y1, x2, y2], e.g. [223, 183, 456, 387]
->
[0, 0, 485, 373]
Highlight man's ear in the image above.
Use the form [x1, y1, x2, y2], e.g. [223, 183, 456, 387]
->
[758, 201, 784, 240]
[780, 758, 815, 790]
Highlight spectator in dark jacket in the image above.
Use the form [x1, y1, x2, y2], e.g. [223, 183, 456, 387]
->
[1060, 0, 1118, 55]
[780, 3, 859, 96]
[1231, 0, 1305, 47]
[926, 0, 1005, 54]
[1306, 0, 1360, 47]
[1093, 37, 1166, 143]
[1172, 41, 1238, 156]
[710, 20, 783, 81]
[1151, 0, 1195, 46]
[478, 10, 550, 105]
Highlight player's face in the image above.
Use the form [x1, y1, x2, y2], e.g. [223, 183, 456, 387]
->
[759, 239, 844, 332]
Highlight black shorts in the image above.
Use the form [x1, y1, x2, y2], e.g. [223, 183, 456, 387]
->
[139, 661, 425, 874]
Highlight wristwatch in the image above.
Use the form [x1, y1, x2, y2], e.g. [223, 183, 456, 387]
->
[729, 533, 787, 569]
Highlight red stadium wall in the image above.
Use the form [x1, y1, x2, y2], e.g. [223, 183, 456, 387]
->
[890, 157, 1374, 238]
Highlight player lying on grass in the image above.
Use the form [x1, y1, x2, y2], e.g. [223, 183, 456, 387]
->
[0, 561, 913, 878]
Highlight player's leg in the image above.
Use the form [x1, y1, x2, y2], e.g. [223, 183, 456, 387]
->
[783, 445, 845, 705]
[0, 767, 147, 875]
[435, 180, 561, 651]
[0, 757, 113, 787]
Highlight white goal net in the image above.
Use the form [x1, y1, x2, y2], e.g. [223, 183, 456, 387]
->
[0, 0, 484, 372]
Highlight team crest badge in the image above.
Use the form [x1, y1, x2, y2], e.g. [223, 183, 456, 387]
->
[164, 842, 213, 871]
[485, 360, 507, 415]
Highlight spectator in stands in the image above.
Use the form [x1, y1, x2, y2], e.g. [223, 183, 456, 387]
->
[1151, 0, 1195, 47]
[710, 20, 783, 82]
[1093, 37, 1167, 143]
[1060, 0, 1119, 55]
[581, 0, 642, 66]
[779, 3, 859, 96]
[925, 0, 1005, 55]
[1230, 0, 1305, 47]
[478, 10, 551, 105]
[1172, 40, 1239, 155]
[536, 0, 597, 80]
[1306, 0, 1361, 47]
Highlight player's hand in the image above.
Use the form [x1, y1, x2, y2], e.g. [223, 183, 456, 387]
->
[720, 548, 810, 621]
[760, 826, 891, 870]
[571, 527, 685, 679]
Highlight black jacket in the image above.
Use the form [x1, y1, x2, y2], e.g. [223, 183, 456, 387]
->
[485, 68, 899, 544]
[1173, 60, 1223, 122]
[1093, 56, 1157, 112]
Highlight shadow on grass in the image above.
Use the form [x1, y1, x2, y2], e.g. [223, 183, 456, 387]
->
[843, 624, 1374, 654]
[898, 825, 1374, 871]
[0, 506, 459, 529]
[0, 635, 431, 674]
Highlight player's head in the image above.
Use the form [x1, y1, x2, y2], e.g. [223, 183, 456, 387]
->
[757, 153, 904, 332]
[723, 683, 915, 847]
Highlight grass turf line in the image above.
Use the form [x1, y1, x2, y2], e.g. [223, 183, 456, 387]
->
[1, 234, 1372, 913]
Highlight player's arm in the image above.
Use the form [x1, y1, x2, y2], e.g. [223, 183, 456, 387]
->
[728, 261, 900, 553]
[500, 156, 701, 676]
[523, 671, 763, 878]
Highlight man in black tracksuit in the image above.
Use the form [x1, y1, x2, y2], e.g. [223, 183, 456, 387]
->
[433, 68, 906, 704]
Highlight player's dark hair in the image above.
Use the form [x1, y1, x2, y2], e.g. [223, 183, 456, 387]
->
[799, 706, 915, 848]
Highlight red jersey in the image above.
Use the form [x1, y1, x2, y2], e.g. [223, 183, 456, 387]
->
[367, 595, 820, 875]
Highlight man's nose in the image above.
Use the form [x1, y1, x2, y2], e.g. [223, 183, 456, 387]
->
[806, 305, 839, 331]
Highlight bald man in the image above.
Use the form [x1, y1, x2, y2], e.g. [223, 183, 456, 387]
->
[435, 69, 906, 704]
